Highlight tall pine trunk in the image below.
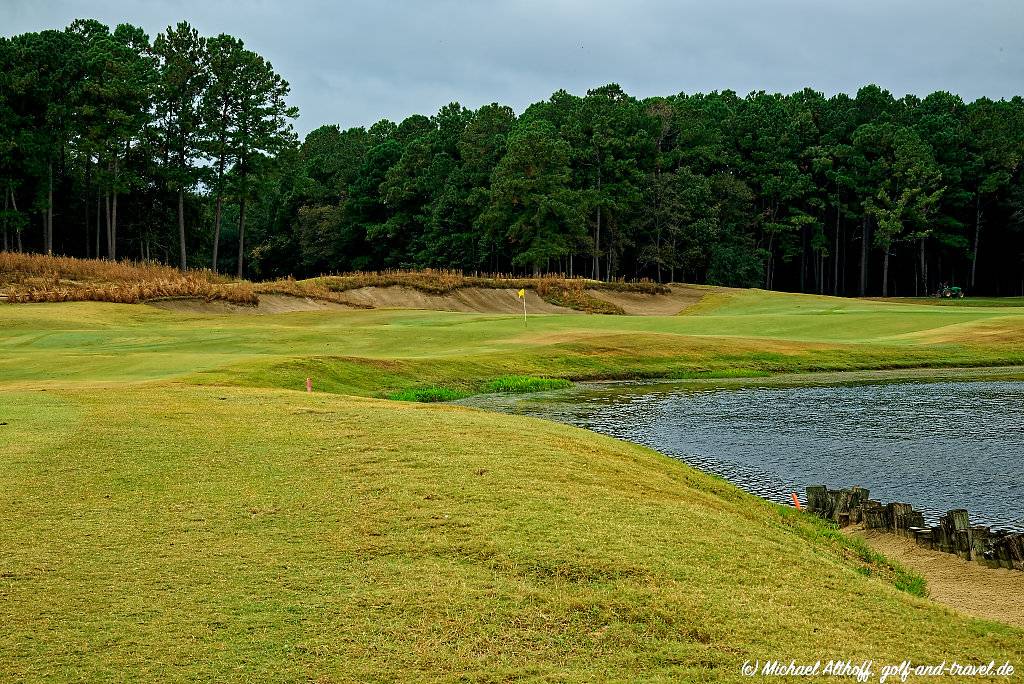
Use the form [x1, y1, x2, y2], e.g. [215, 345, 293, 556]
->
[10, 185, 22, 252]
[971, 194, 981, 290]
[919, 237, 927, 296]
[859, 216, 868, 297]
[212, 196, 223, 272]
[669, 236, 676, 283]
[84, 157, 91, 258]
[833, 186, 840, 295]
[111, 191, 118, 261]
[178, 187, 187, 270]
[110, 157, 119, 260]
[606, 219, 613, 282]
[236, 177, 247, 278]
[211, 147, 227, 272]
[799, 226, 807, 292]
[95, 189, 101, 259]
[105, 192, 112, 258]
[2, 187, 8, 252]
[881, 248, 890, 297]
[592, 166, 601, 281]
[46, 162, 53, 255]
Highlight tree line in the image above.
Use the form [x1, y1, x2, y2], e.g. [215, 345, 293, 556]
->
[3, 20, 1023, 296]
[0, 19, 296, 276]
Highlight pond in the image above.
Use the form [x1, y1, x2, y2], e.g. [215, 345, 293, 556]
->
[462, 378, 1024, 531]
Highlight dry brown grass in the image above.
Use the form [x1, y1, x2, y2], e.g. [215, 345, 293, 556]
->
[0, 252, 257, 305]
[315, 269, 667, 295]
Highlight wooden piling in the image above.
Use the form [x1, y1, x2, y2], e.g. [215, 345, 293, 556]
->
[940, 509, 972, 560]
[805, 486, 827, 515]
[849, 486, 870, 523]
[802, 484, 1020, 572]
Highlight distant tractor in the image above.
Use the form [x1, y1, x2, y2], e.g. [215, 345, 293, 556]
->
[937, 285, 965, 299]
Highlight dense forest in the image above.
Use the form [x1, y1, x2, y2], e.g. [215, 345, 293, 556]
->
[2, 20, 1024, 296]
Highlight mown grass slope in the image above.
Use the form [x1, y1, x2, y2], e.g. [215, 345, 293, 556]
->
[2, 385, 1021, 682]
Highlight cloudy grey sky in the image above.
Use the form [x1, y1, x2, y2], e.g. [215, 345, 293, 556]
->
[3, 0, 1022, 135]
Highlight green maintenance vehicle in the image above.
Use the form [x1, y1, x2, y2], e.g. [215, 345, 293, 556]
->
[937, 285, 965, 299]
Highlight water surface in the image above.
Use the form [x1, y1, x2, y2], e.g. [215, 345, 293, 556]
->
[465, 378, 1024, 531]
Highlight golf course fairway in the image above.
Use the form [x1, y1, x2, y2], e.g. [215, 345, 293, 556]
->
[2, 288, 1024, 681]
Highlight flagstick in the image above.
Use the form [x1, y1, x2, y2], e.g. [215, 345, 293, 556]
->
[522, 293, 527, 327]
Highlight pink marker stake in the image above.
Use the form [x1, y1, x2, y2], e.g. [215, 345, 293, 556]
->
[306, 377, 312, 394]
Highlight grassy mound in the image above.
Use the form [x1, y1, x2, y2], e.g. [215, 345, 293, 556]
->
[1, 385, 1020, 682]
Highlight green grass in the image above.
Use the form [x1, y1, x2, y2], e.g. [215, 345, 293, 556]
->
[885, 296, 1024, 308]
[2, 288, 1024, 681]
[2, 385, 1021, 683]
[2, 291, 1024, 395]
[388, 377, 570, 403]
[808, 521, 928, 598]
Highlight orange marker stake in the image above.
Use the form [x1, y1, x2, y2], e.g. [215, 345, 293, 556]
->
[791, 492, 802, 510]
[306, 377, 312, 393]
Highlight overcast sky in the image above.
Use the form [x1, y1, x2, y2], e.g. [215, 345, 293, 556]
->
[3, 0, 1022, 135]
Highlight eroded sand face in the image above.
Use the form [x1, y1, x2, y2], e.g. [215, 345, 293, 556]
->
[147, 285, 709, 316]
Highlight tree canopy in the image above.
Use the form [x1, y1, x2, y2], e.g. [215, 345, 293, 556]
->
[0, 20, 296, 275]
[3, 20, 1023, 296]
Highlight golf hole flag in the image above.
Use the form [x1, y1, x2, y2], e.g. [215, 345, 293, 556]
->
[518, 288, 527, 325]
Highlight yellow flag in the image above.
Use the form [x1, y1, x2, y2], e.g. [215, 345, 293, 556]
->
[517, 288, 526, 299]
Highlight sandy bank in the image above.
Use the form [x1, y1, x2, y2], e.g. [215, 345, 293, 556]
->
[852, 528, 1024, 628]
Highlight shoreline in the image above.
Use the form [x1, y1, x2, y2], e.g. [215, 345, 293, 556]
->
[565, 364, 1024, 392]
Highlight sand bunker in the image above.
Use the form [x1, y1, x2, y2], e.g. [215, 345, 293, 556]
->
[147, 285, 709, 316]
[587, 285, 707, 315]
[337, 286, 577, 314]
[148, 294, 355, 314]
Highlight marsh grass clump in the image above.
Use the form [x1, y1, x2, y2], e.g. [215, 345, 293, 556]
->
[388, 376, 570, 402]
[387, 387, 470, 403]
[483, 376, 572, 393]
